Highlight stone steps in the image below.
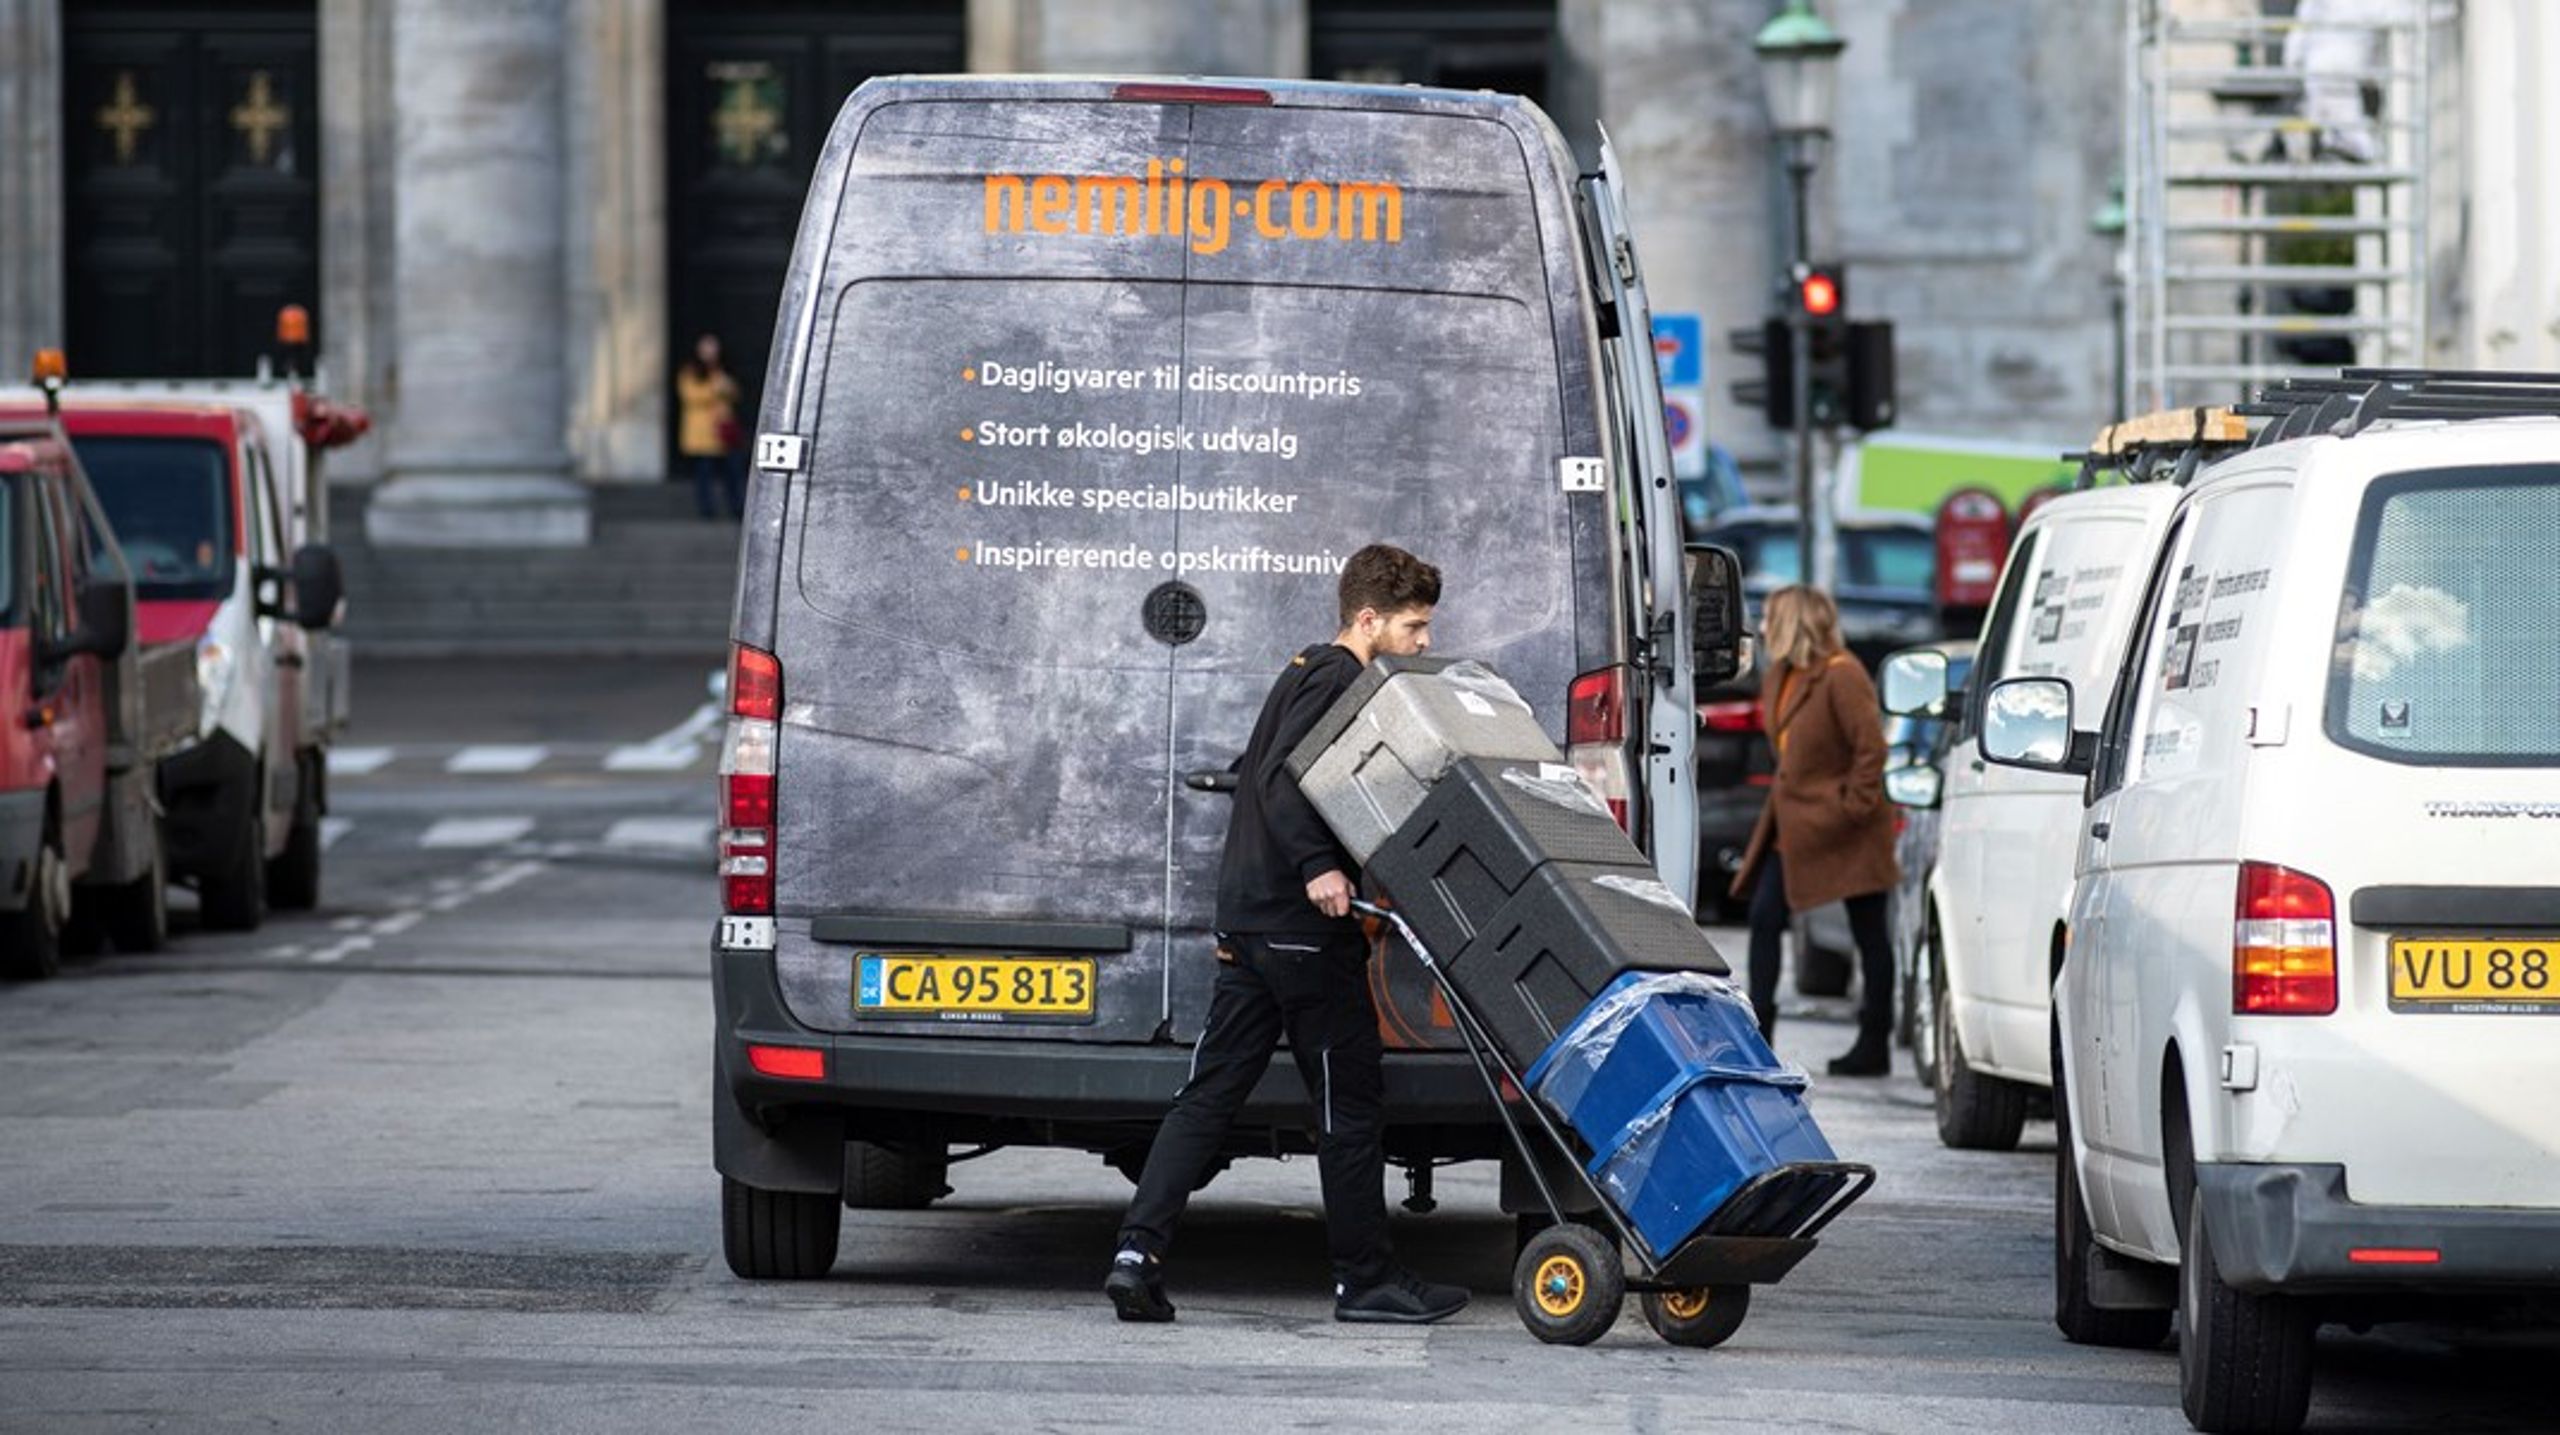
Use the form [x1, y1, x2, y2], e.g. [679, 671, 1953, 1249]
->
[331, 483, 740, 658]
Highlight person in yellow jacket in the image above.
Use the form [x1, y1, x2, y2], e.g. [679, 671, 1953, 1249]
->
[676, 332, 745, 519]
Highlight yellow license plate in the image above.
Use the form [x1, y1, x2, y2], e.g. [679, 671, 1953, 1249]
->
[2388, 938, 2560, 1011]
[855, 953, 1096, 1022]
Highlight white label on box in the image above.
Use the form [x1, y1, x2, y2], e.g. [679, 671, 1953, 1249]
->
[1455, 692, 1497, 718]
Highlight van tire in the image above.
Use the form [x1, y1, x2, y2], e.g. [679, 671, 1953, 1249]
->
[2180, 1189, 2313, 1433]
[97, 836, 169, 954]
[1933, 978, 2027, 1150]
[267, 755, 324, 912]
[0, 823, 70, 981]
[721, 1174, 841, 1279]
[2055, 1047, 2173, 1348]
[845, 1141, 949, 1210]
[199, 803, 268, 933]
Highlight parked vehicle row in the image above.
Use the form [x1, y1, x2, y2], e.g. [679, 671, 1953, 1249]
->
[0, 326, 362, 975]
[1878, 379, 2560, 1434]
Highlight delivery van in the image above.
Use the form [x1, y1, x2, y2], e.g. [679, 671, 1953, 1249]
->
[709, 77, 1732, 1277]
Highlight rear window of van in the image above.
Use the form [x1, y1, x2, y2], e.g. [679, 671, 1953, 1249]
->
[2328, 465, 2560, 765]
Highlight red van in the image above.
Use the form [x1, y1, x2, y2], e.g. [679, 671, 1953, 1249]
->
[0, 409, 198, 975]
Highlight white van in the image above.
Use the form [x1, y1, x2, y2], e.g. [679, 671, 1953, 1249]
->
[1980, 381, 2560, 1433]
[1882, 482, 2177, 1149]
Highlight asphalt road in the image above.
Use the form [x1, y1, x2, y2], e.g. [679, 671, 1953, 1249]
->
[0, 659, 2549, 1433]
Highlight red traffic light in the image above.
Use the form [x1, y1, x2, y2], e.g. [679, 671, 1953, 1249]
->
[1799, 271, 1841, 318]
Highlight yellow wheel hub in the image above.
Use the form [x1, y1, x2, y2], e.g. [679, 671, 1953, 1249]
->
[1533, 1254, 1586, 1317]
[1659, 1288, 1710, 1321]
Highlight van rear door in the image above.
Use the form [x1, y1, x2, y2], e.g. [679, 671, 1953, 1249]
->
[765, 84, 1597, 1046]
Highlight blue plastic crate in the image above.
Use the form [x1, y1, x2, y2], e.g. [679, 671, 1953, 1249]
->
[1523, 971, 1835, 1263]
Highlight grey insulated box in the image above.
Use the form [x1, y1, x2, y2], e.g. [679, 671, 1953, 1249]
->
[1287, 658, 1562, 865]
[1445, 862, 1730, 1069]
[1365, 756, 1648, 962]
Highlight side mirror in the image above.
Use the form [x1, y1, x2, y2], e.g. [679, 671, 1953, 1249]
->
[1885, 763, 1943, 810]
[1880, 648, 1950, 718]
[290, 543, 344, 631]
[1979, 677, 2095, 776]
[44, 577, 132, 664]
[1685, 542, 1747, 686]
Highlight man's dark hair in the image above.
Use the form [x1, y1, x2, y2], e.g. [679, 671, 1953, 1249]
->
[1337, 544, 1441, 626]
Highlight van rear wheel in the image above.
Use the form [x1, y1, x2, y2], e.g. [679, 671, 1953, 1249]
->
[0, 826, 70, 980]
[2180, 1189, 2313, 1432]
[97, 836, 169, 954]
[721, 1174, 842, 1279]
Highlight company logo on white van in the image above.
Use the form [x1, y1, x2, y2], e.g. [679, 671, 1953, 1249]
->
[983, 160, 1406, 256]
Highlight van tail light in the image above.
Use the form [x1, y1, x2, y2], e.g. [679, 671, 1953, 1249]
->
[1112, 82, 1274, 105]
[1699, 699, 1762, 734]
[2234, 862, 2336, 1015]
[1567, 666, 1632, 831]
[721, 643, 781, 916]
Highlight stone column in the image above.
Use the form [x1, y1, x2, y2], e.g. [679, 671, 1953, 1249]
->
[318, 0, 394, 483]
[563, 0, 665, 483]
[0, 0, 64, 368]
[367, 0, 588, 547]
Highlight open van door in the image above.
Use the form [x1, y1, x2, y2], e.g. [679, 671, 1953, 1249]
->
[1580, 130, 1699, 908]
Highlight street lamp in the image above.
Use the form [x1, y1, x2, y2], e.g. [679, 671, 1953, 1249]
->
[1754, 0, 1846, 590]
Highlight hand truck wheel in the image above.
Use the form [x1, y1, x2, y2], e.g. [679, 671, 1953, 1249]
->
[1512, 1222, 1623, 1345]
[1641, 1283, 1751, 1349]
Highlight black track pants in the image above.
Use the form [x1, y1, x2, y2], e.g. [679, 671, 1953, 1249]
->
[1116, 932, 1392, 1290]
[1747, 850, 1895, 1039]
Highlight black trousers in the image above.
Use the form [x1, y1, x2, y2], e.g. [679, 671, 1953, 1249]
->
[1746, 849, 1894, 1040]
[1117, 932, 1392, 1289]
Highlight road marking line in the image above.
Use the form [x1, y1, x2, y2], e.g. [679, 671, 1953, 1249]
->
[472, 859, 548, 896]
[602, 817, 713, 851]
[331, 914, 368, 932]
[320, 817, 353, 850]
[327, 746, 395, 776]
[446, 745, 547, 774]
[309, 935, 374, 965]
[420, 816, 535, 849]
[603, 744, 701, 772]
[371, 910, 426, 937]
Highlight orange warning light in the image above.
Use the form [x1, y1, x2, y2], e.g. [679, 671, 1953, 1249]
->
[277, 304, 312, 346]
[30, 348, 66, 384]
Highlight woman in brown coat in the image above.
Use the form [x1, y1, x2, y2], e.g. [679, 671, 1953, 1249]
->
[1728, 585, 1901, 1075]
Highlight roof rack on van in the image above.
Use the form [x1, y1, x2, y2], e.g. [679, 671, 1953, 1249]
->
[2237, 368, 2560, 446]
[2066, 405, 2250, 488]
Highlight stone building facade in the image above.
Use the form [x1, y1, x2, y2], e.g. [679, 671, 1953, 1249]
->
[0, 0, 2129, 542]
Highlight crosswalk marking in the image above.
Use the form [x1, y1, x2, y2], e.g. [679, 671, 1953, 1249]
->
[603, 744, 700, 772]
[419, 816, 536, 849]
[327, 746, 395, 776]
[446, 745, 548, 774]
[601, 817, 714, 851]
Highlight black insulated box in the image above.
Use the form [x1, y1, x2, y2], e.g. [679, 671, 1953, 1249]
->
[1443, 862, 1730, 1070]
[1366, 756, 1652, 962]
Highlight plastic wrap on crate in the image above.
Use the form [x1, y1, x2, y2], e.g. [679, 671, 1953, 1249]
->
[1497, 764, 1613, 821]
[1591, 873, 1691, 914]
[1288, 658, 1562, 864]
[1524, 970, 1782, 1123]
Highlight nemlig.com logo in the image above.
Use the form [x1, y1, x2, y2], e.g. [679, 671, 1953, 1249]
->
[983, 159, 1404, 256]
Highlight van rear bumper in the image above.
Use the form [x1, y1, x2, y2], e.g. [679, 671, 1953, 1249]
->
[2200, 1162, 2560, 1295]
[0, 788, 43, 909]
[713, 947, 1509, 1156]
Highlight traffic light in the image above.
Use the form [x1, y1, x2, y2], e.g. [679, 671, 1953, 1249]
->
[1728, 317, 1794, 428]
[1798, 265, 1849, 427]
[1846, 319, 1895, 430]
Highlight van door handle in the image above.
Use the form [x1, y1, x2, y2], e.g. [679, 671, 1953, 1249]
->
[2090, 821, 2111, 842]
[1184, 770, 1239, 794]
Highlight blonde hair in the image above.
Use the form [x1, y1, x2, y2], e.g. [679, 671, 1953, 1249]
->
[1763, 585, 1846, 673]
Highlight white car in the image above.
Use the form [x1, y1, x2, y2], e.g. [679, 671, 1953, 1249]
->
[1982, 389, 2560, 1433]
[1882, 484, 2177, 1149]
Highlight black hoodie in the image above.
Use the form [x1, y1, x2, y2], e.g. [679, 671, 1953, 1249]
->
[1214, 643, 1364, 936]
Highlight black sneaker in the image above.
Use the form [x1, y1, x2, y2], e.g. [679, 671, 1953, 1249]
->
[1335, 1269, 1469, 1324]
[1104, 1251, 1176, 1323]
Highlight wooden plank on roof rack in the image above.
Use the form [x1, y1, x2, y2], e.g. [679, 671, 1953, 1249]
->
[2091, 406, 2251, 455]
